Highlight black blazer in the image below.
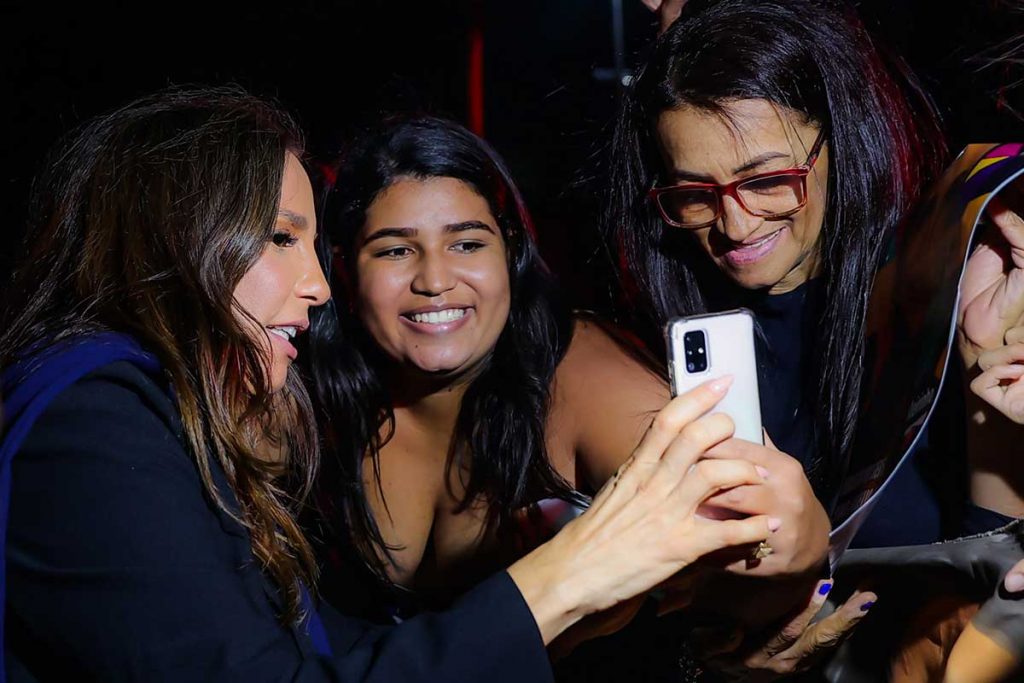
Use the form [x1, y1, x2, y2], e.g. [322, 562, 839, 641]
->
[6, 361, 552, 682]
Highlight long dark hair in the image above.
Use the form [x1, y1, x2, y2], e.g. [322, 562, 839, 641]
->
[307, 116, 579, 584]
[603, 0, 946, 507]
[0, 86, 319, 623]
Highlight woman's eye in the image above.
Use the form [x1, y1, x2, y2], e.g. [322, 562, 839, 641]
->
[451, 241, 485, 254]
[376, 246, 413, 259]
[272, 231, 299, 248]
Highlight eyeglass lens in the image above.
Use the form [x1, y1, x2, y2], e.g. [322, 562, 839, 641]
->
[660, 174, 807, 226]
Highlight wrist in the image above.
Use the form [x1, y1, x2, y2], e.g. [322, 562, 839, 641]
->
[507, 533, 587, 645]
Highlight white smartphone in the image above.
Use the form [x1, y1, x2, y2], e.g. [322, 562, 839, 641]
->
[666, 309, 764, 444]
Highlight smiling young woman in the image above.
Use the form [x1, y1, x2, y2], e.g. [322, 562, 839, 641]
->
[354, 176, 511, 381]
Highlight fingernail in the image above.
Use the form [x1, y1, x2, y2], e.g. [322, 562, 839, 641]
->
[755, 465, 770, 479]
[709, 375, 734, 393]
[768, 516, 783, 532]
[859, 600, 875, 612]
[818, 582, 833, 596]
[1006, 573, 1024, 592]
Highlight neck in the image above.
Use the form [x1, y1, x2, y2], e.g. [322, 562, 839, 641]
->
[389, 367, 475, 434]
[768, 245, 823, 296]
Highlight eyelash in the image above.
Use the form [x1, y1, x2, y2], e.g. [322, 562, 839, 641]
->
[374, 241, 487, 259]
[451, 240, 485, 253]
[376, 246, 414, 259]
[272, 231, 298, 248]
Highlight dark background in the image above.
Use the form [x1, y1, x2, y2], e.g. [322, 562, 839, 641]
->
[2, 0, 1021, 310]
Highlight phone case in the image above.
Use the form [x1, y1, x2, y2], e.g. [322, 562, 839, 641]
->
[666, 309, 764, 444]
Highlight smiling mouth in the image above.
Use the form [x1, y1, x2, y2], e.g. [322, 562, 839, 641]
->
[267, 325, 298, 341]
[723, 228, 785, 266]
[403, 308, 470, 325]
[738, 229, 782, 250]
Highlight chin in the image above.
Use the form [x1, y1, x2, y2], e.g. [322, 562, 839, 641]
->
[720, 268, 775, 291]
[720, 260, 795, 291]
[423, 365, 474, 379]
[407, 351, 484, 379]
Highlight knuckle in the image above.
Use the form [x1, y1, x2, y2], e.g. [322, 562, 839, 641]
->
[681, 420, 713, 447]
[779, 625, 805, 643]
[780, 455, 804, 479]
[816, 628, 845, 649]
[692, 459, 722, 486]
[651, 411, 680, 437]
[769, 659, 798, 675]
[616, 457, 634, 478]
[712, 412, 735, 435]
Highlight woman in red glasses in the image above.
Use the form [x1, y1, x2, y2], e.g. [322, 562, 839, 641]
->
[606, 0, 1024, 677]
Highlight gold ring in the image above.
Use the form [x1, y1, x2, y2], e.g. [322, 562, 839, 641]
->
[751, 540, 774, 561]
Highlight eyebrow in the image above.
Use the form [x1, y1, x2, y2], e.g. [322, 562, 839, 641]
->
[670, 151, 794, 182]
[445, 220, 495, 235]
[277, 209, 308, 230]
[362, 220, 496, 245]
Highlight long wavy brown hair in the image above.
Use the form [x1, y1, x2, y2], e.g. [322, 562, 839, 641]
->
[0, 86, 319, 624]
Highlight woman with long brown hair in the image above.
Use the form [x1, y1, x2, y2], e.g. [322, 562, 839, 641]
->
[0, 86, 781, 681]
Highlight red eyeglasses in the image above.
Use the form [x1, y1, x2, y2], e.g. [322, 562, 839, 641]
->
[648, 130, 827, 229]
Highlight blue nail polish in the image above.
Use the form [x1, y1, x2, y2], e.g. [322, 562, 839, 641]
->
[860, 601, 874, 612]
[818, 582, 833, 596]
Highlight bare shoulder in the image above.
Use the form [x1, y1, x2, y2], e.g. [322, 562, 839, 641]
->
[554, 316, 669, 397]
[547, 315, 672, 490]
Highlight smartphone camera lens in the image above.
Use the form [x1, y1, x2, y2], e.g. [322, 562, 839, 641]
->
[683, 330, 708, 373]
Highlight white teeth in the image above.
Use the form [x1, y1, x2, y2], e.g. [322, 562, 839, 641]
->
[742, 230, 781, 249]
[410, 308, 468, 324]
[268, 326, 296, 341]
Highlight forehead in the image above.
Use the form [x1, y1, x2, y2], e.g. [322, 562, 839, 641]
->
[363, 176, 496, 228]
[656, 99, 814, 167]
[279, 152, 315, 218]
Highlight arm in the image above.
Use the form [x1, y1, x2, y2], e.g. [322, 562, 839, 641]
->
[10, 361, 777, 681]
[547, 317, 671, 491]
[7, 363, 551, 682]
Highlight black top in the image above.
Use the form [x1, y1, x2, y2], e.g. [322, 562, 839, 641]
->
[6, 361, 552, 682]
[744, 279, 824, 472]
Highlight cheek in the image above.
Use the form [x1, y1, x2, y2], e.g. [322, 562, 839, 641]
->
[799, 175, 828, 247]
[692, 230, 716, 258]
[355, 267, 403, 339]
[472, 257, 512, 325]
[794, 201, 826, 251]
[234, 257, 290, 324]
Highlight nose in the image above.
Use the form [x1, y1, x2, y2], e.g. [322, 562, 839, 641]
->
[296, 248, 331, 307]
[411, 250, 456, 297]
[718, 194, 764, 243]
